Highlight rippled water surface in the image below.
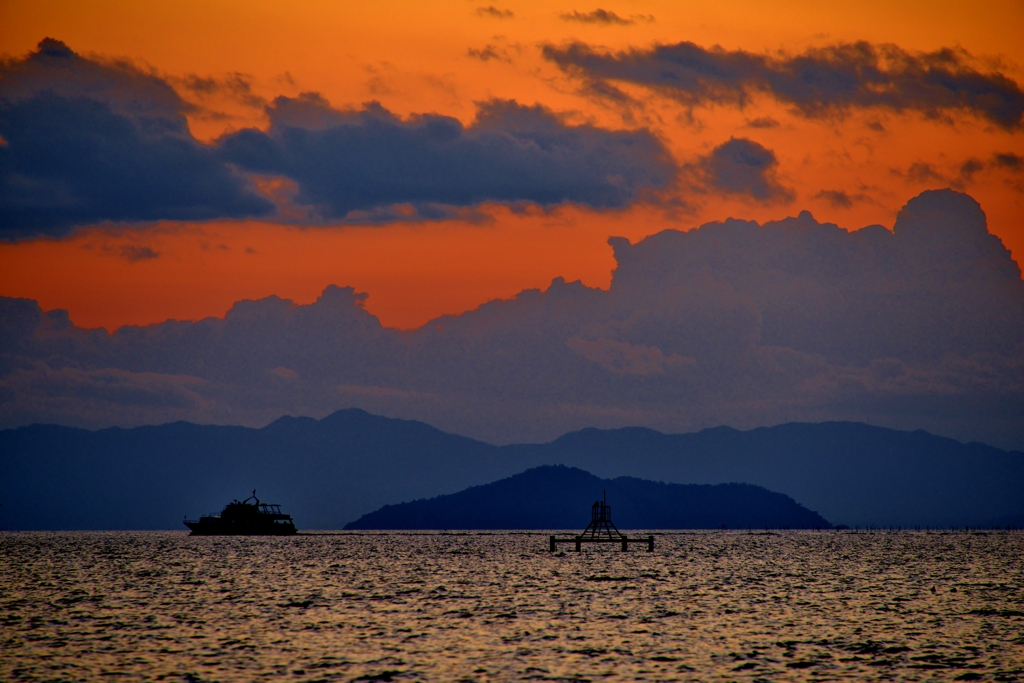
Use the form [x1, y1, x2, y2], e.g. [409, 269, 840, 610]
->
[2, 531, 1022, 681]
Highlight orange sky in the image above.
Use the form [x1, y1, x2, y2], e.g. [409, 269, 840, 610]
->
[1, 0, 1022, 330]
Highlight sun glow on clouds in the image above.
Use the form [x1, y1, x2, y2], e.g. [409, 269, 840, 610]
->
[0, 0, 1023, 330]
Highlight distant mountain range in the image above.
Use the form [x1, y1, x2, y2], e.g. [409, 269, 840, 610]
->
[345, 465, 831, 530]
[1, 409, 1021, 530]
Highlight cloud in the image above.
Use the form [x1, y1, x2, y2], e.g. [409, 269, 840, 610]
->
[993, 152, 1023, 171]
[0, 362, 211, 429]
[476, 6, 513, 18]
[218, 96, 676, 220]
[175, 72, 268, 111]
[566, 337, 694, 375]
[0, 39, 274, 239]
[118, 245, 160, 262]
[959, 158, 985, 183]
[467, 45, 509, 63]
[695, 137, 794, 203]
[814, 189, 868, 208]
[949, 152, 1024, 188]
[270, 366, 298, 379]
[906, 162, 946, 184]
[1, 39, 676, 235]
[559, 9, 653, 25]
[745, 116, 780, 129]
[3, 190, 1022, 450]
[542, 40, 1024, 128]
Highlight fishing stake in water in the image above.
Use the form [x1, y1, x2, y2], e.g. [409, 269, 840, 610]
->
[549, 489, 653, 552]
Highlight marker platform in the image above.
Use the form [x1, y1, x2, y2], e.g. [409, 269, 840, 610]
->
[548, 492, 654, 552]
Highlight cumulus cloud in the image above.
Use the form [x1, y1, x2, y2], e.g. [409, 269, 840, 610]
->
[695, 137, 794, 203]
[218, 95, 676, 220]
[542, 40, 1024, 128]
[2, 190, 1022, 450]
[0, 39, 274, 238]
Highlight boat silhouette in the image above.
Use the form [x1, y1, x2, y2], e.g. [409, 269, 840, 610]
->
[184, 490, 297, 535]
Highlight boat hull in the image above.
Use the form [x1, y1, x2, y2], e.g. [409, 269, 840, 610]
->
[185, 520, 297, 536]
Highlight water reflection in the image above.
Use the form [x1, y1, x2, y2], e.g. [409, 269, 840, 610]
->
[1, 531, 1021, 681]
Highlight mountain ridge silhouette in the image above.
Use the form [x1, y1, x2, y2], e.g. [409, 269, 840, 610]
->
[1, 409, 1021, 529]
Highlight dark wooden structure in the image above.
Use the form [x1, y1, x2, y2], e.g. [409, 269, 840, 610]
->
[549, 491, 653, 552]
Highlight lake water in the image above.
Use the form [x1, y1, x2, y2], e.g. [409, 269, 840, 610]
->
[1, 531, 1022, 682]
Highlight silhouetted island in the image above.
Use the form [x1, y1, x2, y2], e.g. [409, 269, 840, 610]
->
[343, 465, 831, 530]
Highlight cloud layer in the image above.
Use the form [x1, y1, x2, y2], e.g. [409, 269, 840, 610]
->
[0, 40, 675, 237]
[0, 39, 273, 238]
[219, 95, 675, 221]
[543, 40, 1024, 128]
[2, 190, 1022, 450]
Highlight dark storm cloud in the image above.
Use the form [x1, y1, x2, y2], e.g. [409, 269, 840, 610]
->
[696, 137, 793, 203]
[0, 39, 274, 239]
[542, 40, 1024, 128]
[4, 190, 1022, 450]
[218, 95, 676, 220]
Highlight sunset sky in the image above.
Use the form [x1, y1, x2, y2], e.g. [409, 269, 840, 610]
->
[2, 0, 1024, 451]
[2, 0, 1022, 330]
